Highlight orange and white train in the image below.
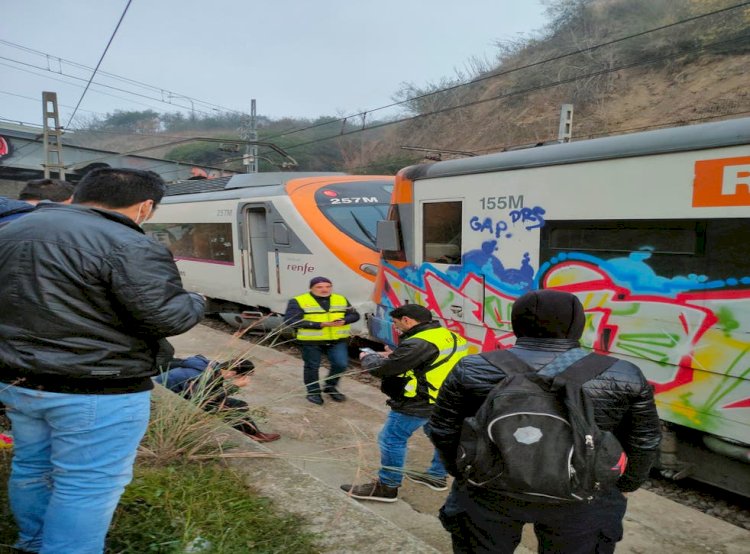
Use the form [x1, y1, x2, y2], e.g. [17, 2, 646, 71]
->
[372, 116, 750, 496]
[144, 172, 393, 334]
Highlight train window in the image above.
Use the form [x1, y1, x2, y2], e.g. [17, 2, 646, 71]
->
[273, 222, 290, 245]
[319, 204, 389, 249]
[144, 223, 234, 264]
[422, 201, 462, 264]
[547, 221, 700, 255]
[541, 219, 750, 281]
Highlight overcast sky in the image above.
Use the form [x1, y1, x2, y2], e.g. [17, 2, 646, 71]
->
[1, 1, 548, 128]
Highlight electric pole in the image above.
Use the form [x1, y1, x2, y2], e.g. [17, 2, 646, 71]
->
[242, 99, 259, 173]
[42, 91, 66, 179]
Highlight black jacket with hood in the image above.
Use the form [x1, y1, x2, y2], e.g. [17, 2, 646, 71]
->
[0, 203, 205, 394]
[429, 289, 661, 494]
[361, 320, 444, 418]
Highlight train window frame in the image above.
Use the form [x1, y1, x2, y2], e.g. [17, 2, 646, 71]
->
[540, 219, 750, 282]
[544, 220, 705, 256]
[272, 222, 291, 246]
[143, 222, 235, 264]
[315, 180, 393, 250]
[422, 201, 462, 264]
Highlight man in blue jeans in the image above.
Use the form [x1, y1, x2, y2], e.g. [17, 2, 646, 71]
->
[284, 276, 360, 405]
[0, 168, 205, 554]
[340, 304, 468, 502]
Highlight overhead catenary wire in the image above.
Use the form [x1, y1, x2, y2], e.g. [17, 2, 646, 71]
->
[275, 31, 750, 152]
[67, 3, 750, 172]
[143, 107, 750, 181]
[0, 57, 216, 120]
[0, 38, 238, 116]
[5, 2, 749, 176]
[0, 56, 236, 122]
[258, 0, 750, 142]
[10, 26, 748, 179]
[3, 1, 748, 138]
[0, 89, 106, 117]
[65, 0, 134, 128]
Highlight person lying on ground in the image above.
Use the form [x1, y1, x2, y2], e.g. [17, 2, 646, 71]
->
[154, 354, 281, 443]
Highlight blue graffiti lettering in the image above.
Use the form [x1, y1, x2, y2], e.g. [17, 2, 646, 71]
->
[509, 206, 546, 230]
[469, 216, 511, 239]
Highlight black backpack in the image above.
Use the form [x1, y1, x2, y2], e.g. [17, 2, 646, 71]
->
[455, 349, 628, 502]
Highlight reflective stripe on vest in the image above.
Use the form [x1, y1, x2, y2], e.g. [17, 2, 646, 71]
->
[401, 327, 468, 403]
[294, 292, 351, 341]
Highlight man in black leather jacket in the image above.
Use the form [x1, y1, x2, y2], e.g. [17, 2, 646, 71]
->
[0, 168, 205, 554]
[429, 289, 661, 554]
[340, 304, 467, 502]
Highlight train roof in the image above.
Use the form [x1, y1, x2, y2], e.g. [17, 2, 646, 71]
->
[165, 171, 345, 197]
[402, 116, 750, 181]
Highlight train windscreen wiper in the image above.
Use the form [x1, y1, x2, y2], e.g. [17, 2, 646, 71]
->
[350, 211, 376, 244]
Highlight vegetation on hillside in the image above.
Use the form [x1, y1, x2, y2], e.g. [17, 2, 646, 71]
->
[73, 0, 750, 177]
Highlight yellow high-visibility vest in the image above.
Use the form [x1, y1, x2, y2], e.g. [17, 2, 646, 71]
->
[294, 292, 351, 341]
[401, 327, 468, 402]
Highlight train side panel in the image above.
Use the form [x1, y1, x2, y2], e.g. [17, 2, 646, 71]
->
[146, 174, 392, 336]
[372, 120, 750, 493]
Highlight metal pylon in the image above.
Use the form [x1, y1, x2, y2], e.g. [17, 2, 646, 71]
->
[42, 91, 66, 179]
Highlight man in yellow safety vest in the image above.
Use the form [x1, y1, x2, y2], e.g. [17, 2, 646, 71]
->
[284, 276, 360, 405]
[340, 303, 468, 502]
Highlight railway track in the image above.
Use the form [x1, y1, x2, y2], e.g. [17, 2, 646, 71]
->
[199, 318, 750, 532]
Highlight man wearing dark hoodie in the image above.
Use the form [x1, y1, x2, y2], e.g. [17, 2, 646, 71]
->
[429, 289, 661, 554]
[340, 304, 468, 502]
[0, 178, 74, 227]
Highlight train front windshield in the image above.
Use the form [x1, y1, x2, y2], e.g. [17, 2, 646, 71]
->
[315, 180, 392, 249]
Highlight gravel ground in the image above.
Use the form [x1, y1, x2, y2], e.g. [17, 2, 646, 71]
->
[641, 475, 750, 531]
[201, 318, 750, 531]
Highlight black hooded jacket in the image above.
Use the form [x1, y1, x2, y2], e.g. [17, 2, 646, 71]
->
[361, 320, 443, 417]
[429, 290, 661, 494]
[0, 203, 205, 394]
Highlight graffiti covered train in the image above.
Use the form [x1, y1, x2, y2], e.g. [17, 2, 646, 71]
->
[371, 117, 750, 496]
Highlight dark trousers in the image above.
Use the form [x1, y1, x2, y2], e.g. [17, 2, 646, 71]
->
[300, 341, 348, 394]
[440, 487, 627, 554]
[205, 396, 262, 436]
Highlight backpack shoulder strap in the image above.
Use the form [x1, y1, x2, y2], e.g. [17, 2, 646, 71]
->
[413, 333, 459, 397]
[553, 353, 618, 388]
[479, 349, 534, 377]
[424, 333, 458, 373]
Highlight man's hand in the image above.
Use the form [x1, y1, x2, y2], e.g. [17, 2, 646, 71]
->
[381, 346, 393, 358]
[321, 319, 345, 327]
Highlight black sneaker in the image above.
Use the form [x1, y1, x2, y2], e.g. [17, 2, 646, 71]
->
[324, 388, 347, 402]
[340, 480, 398, 502]
[406, 473, 448, 491]
[306, 394, 324, 405]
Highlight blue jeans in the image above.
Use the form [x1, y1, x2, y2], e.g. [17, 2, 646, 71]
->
[300, 341, 349, 394]
[0, 383, 151, 554]
[378, 410, 447, 487]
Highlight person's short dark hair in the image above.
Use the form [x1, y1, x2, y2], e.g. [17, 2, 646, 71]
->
[215, 359, 255, 375]
[390, 304, 433, 323]
[19, 179, 75, 202]
[73, 168, 166, 208]
[511, 289, 585, 340]
[309, 276, 332, 288]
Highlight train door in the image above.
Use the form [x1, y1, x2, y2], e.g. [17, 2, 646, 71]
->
[416, 197, 484, 330]
[242, 205, 270, 290]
